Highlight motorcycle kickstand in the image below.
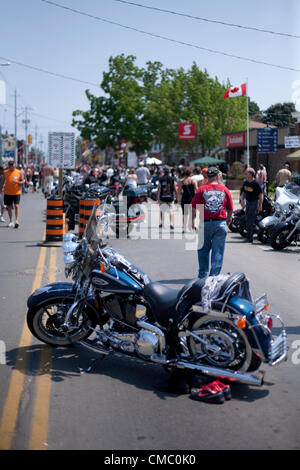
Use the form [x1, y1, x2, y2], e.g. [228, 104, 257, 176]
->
[80, 354, 108, 374]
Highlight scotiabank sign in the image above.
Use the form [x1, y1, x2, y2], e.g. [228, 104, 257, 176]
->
[178, 122, 197, 140]
[225, 132, 245, 147]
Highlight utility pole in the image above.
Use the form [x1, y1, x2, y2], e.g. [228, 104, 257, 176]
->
[22, 106, 30, 165]
[35, 125, 38, 164]
[14, 88, 17, 164]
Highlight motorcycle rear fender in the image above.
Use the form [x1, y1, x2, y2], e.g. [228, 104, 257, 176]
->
[27, 282, 100, 320]
[226, 296, 271, 360]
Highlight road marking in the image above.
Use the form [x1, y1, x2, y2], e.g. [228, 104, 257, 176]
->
[28, 247, 56, 450]
[0, 245, 47, 450]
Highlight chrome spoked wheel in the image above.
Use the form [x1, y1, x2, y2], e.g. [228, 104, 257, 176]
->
[188, 315, 252, 371]
[27, 298, 95, 346]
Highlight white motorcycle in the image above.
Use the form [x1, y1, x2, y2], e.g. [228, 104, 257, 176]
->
[258, 183, 300, 244]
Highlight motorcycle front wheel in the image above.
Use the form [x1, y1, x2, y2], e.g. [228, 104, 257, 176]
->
[187, 315, 255, 372]
[270, 226, 293, 251]
[27, 297, 97, 346]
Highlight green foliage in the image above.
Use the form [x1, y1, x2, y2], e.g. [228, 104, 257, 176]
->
[262, 102, 297, 128]
[72, 54, 248, 156]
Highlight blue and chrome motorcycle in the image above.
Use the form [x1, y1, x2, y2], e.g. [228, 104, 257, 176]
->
[27, 204, 288, 386]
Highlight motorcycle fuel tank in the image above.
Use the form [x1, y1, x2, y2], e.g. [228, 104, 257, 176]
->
[91, 267, 142, 294]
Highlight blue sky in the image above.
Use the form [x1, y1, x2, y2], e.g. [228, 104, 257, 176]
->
[0, 0, 299, 155]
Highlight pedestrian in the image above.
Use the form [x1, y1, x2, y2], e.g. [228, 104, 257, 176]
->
[256, 164, 267, 192]
[191, 166, 233, 279]
[276, 163, 292, 187]
[191, 167, 204, 188]
[0, 166, 6, 222]
[177, 168, 197, 232]
[125, 168, 138, 187]
[240, 168, 263, 243]
[136, 161, 150, 185]
[157, 165, 177, 230]
[0, 160, 25, 228]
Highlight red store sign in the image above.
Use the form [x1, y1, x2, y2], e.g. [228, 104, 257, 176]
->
[226, 132, 245, 147]
[178, 122, 197, 140]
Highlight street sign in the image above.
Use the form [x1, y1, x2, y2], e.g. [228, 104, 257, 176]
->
[48, 132, 75, 168]
[284, 136, 300, 148]
[178, 122, 197, 140]
[257, 127, 278, 153]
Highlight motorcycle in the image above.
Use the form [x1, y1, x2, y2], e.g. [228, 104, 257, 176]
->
[228, 208, 245, 233]
[257, 184, 300, 244]
[257, 202, 293, 244]
[270, 201, 300, 250]
[239, 194, 274, 239]
[111, 185, 148, 238]
[26, 204, 287, 387]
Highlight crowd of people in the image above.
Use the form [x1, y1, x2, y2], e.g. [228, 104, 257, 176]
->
[0, 158, 295, 281]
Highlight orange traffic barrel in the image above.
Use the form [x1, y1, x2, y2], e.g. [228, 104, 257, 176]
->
[78, 199, 100, 238]
[45, 199, 64, 242]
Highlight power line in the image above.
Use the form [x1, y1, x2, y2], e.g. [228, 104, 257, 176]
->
[40, 0, 300, 73]
[0, 56, 99, 87]
[112, 0, 300, 39]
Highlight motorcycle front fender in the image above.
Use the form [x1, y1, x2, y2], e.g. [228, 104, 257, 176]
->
[27, 282, 77, 309]
[271, 220, 294, 235]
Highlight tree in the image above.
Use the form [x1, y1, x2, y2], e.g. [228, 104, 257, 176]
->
[262, 102, 297, 127]
[72, 55, 248, 158]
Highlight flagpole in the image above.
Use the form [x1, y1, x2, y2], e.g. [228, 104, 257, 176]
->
[246, 80, 250, 167]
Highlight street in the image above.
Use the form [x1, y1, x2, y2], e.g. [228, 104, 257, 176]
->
[0, 191, 300, 450]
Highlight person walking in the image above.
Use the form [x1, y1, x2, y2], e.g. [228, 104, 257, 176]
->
[125, 168, 138, 187]
[276, 163, 291, 187]
[256, 164, 267, 193]
[177, 168, 197, 232]
[191, 167, 233, 279]
[136, 161, 150, 185]
[0, 160, 25, 228]
[240, 167, 263, 243]
[0, 166, 6, 222]
[157, 165, 177, 229]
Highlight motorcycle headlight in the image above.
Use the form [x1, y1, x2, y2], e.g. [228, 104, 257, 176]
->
[64, 253, 75, 266]
[62, 241, 79, 253]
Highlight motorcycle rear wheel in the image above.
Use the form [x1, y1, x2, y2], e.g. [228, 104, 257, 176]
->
[187, 315, 253, 372]
[27, 297, 97, 346]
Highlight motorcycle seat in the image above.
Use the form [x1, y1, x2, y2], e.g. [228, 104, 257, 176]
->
[143, 278, 205, 327]
[143, 282, 180, 326]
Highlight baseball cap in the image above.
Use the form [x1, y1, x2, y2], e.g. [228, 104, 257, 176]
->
[207, 166, 220, 178]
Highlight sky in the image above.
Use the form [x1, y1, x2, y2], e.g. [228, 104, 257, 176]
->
[0, 0, 300, 157]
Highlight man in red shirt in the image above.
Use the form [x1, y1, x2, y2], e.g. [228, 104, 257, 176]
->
[191, 167, 233, 279]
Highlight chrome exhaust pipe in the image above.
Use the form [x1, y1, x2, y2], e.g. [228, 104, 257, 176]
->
[174, 360, 264, 386]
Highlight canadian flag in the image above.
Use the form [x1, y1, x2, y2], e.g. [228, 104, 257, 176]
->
[223, 83, 247, 98]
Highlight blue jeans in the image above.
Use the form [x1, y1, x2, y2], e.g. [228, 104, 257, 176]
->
[245, 200, 258, 242]
[197, 220, 228, 279]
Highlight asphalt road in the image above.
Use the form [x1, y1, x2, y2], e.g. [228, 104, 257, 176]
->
[0, 191, 300, 451]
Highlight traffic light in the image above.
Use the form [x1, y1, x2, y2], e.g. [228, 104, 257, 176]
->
[28, 134, 32, 144]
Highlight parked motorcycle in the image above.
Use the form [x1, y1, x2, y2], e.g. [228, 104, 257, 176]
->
[26, 204, 287, 388]
[228, 208, 245, 233]
[239, 195, 274, 239]
[258, 183, 300, 245]
[270, 201, 300, 250]
[257, 202, 293, 244]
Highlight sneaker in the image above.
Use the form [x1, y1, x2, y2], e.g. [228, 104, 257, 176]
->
[8, 222, 14, 228]
[190, 381, 225, 404]
[0, 216, 5, 222]
[14, 221, 19, 228]
[213, 379, 232, 400]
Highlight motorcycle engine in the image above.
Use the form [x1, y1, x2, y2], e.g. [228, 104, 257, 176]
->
[102, 329, 159, 360]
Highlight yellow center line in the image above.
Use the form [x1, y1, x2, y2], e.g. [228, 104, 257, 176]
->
[28, 247, 56, 450]
[0, 245, 47, 450]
